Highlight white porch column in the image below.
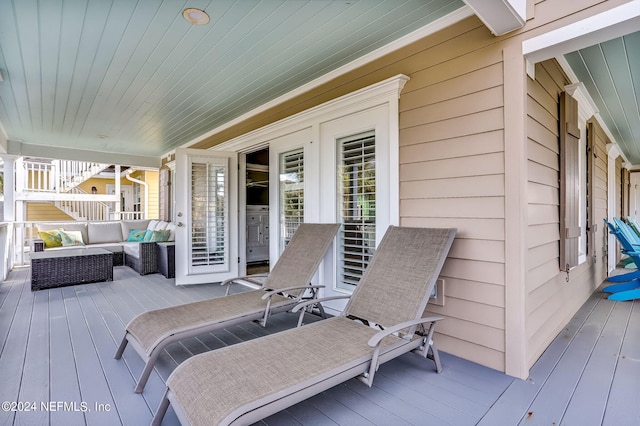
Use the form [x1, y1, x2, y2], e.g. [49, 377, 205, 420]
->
[115, 165, 121, 218]
[607, 144, 622, 273]
[1, 155, 18, 221]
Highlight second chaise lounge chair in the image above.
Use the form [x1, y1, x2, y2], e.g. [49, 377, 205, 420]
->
[151, 225, 456, 425]
[115, 223, 340, 393]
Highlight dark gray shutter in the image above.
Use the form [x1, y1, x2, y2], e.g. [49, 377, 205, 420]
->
[560, 91, 581, 271]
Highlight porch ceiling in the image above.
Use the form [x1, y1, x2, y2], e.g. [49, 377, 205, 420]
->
[0, 1, 637, 166]
[0, 0, 465, 160]
[565, 31, 640, 165]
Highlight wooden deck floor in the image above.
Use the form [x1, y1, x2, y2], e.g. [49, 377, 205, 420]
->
[0, 266, 637, 425]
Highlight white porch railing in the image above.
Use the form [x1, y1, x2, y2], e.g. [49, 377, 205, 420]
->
[10, 218, 145, 267]
[21, 159, 110, 193]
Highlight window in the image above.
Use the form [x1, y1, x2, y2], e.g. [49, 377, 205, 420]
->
[337, 131, 376, 290]
[279, 148, 304, 253]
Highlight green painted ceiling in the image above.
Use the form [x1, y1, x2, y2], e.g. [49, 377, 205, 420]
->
[0, 0, 464, 159]
[565, 31, 640, 164]
[1, 1, 637, 166]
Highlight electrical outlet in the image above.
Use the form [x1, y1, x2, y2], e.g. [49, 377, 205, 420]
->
[430, 279, 445, 306]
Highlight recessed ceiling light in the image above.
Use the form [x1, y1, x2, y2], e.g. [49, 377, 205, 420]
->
[183, 8, 210, 25]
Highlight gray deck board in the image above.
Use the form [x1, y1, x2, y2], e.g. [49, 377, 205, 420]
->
[2, 266, 639, 425]
[561, 300, 631, 424]
[602, 299, 640, 426]
[517, 296, 616, 425]
[14, 289, 49, 426]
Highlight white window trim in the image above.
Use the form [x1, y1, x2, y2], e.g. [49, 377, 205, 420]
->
[565, 83, 597, 265]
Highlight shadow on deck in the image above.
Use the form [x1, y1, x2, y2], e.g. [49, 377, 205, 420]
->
[0, 266, 637, 425]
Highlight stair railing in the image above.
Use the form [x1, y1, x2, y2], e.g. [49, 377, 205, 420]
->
[54, 187, 113, 221]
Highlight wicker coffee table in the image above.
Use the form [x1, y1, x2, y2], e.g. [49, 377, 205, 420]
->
[31, 248, 114, 291]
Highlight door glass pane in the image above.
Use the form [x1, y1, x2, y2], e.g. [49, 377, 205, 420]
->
[191, 160, 227, 268]
[337, 131, 375, 291]
[279, 148, 304, 253]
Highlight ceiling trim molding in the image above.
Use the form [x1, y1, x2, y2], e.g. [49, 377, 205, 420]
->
[523, 0, 640, 65]
[212, 74, 410, 153]
[6, 140, 161, 168]
[178, 6, 474, 155]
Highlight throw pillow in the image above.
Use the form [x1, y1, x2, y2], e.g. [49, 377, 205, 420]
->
[38, 229, 63, 248]
[59, 230, 85, 247]
[127, 229, 148, 242]
[149, 229, 171, 242]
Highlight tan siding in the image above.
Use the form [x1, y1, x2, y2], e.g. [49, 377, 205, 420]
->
[178, 0, 627, 375]
[525, 59, 610, 367]
[399, 130, 503, 163]
[525, 60, 593, 366]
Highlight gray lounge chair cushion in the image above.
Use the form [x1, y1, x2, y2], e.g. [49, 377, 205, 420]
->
[263, 223, 341, 294]
[167, 317, 404, 426]
[128, 291, 292, 355]
[347, 227, 455, 330]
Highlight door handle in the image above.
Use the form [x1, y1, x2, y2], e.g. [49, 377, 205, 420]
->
[177, 222, 184, 227]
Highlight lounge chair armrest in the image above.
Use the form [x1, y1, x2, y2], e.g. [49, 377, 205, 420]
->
[291, 295, 351, 312]
[220, 274, 268, 287]
[368, 316, 443, 347]
[260, 285, 326, 300]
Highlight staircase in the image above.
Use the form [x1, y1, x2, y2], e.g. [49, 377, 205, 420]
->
[54, 187, 114, 221]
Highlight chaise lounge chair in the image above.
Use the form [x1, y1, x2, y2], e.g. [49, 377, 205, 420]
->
[115, 223, 340, 393]
[151, 225, 456, 426]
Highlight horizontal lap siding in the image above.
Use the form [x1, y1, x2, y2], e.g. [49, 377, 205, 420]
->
[398, 20, 506, 371]
[525, 60, 605, 368]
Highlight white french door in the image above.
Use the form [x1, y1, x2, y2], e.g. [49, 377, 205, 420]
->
[175, 148, 238, 285]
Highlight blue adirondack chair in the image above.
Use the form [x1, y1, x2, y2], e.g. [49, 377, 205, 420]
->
[602, 219, 640, 300]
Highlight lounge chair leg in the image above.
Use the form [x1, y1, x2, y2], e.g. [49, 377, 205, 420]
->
[151, 388, 171, 426]
[134, 360, 156, 394]
[428, 341, 443, 374]
[114, 335, 128, 359]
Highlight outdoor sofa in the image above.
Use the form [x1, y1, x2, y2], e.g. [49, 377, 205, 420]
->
[33, 219, 175, 276]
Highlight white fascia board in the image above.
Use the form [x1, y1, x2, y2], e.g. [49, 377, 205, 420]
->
[523, 0, 640, 64]
[6, 140, 161, 168]
[462, 0, 526, 36]
[177, 6, 475, 155]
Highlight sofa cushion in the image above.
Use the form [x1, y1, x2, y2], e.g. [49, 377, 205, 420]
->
[149, 229, 171, 242]
[121, 220, 151, 241]
[147, 220, 159, 231]
[59, 230, 85, 246]
[38, 222, 88, 245]
[127, 229, 149, 242]
[122, 241, 140, 258]
[165, 222, 176, 241]
[154, 221, 169, 231]
[88, 221, 123, 244]
[38, 229, 63, 248]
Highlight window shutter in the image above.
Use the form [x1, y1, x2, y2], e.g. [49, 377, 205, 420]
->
[560, 91, 581, 271]
[337, 131, 376, 290]
[279, 148, 304, 253]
